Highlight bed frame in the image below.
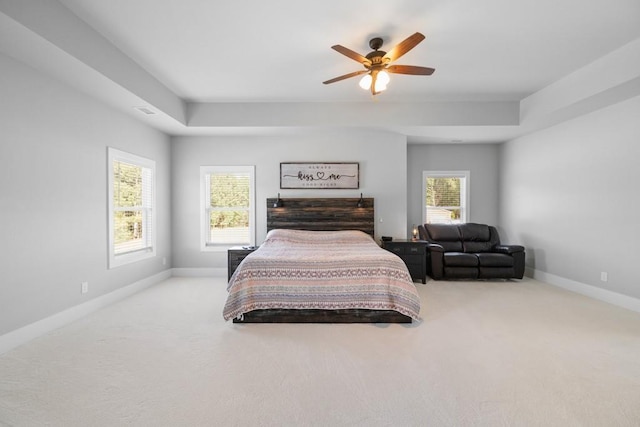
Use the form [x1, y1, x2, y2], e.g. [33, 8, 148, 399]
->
[232, 197, 412, 324]
[266, 197, 375, 237]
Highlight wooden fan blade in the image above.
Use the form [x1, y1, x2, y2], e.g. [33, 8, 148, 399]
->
[331, 45, 372, 66]
[382, 32, 425, 62]
[386, 65, 435, 75]
[323, 70, 369, 85]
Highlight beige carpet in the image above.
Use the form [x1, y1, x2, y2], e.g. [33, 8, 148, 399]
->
[1, 277, 639, 426]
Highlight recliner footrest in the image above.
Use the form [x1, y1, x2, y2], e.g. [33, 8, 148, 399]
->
[476, 253, 514, 267]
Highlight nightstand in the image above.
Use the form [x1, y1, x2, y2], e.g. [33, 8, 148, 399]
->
[227, 246, 258, 280]
[382, 240, 429, 284]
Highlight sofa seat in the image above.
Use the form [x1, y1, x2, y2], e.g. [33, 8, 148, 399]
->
[444, 252, 478, 267]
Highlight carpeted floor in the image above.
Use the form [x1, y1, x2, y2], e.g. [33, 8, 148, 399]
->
[1, 277, 639, 426]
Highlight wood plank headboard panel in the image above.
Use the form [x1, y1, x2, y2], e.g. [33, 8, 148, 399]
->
[266, 198, 375, 237]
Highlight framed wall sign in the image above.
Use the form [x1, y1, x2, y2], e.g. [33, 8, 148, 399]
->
[280, 162, 359, 189]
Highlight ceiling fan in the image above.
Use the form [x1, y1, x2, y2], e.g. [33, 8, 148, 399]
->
[323, 32, 435, 96]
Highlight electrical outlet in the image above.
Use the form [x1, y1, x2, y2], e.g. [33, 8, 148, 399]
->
[81, 282, 89, 294]
[600, 272, 608, 282]
[162, 257, 167, 266]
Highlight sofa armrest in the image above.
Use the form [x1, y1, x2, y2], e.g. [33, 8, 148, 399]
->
[493, 245, 524, 255]
[427, 243, 444, 279]
[428, 243, 444, 253]
[493, 245, 525, 278]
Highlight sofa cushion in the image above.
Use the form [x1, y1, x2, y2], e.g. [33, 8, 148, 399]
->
[459, 223, 490, 241]
[426, 224, 461, 240]
[459, 223, 495, 253]
[425, 224, 463, 252]
[477, 253, 514, 267]
[444, 252, 478, 267]
[464, 241, 494, 253]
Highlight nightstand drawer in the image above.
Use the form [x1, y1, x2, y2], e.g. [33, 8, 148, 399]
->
[384, 243, 426, 255]
[401, 254, 423, 265]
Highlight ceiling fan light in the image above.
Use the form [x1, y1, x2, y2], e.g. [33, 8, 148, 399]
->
[359, 74, 372, 90]
[374, 82, 388, 92]
[377, 70, 390, 86]
[374, 74, 389, 92]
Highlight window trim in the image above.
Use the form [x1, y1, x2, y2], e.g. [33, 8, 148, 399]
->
[107, 148, 156, 268]
[422, 170, 470, 224]
[200, 165, 255, 252]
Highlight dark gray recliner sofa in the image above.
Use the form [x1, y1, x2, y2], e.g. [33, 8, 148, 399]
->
[418, 223, 525, 280]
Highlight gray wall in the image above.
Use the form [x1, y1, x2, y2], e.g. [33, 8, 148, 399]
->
[407, 143, 500, 229]
[171, 130, 408, 269]
[500, 95, 640, 299]
[0, 52, 172, 335]
[3, 40, 637, 339]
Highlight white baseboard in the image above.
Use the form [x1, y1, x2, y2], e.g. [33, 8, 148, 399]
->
[0, 270, 172, 355]
[530, 268, 640, 313]
[171, 267, 225, 277]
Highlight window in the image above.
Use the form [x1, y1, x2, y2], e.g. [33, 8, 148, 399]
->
[201, 166, 255, 251]
[107, 148, 156, 268]
[422, 171, 469, 224]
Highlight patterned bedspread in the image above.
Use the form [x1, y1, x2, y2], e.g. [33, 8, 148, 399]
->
[223, 229, 421, 321]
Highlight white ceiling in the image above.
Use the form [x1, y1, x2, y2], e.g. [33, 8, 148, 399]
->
[3, 0, 640, 142]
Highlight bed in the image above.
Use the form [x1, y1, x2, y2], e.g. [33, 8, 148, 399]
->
[222, 197, 422, 323]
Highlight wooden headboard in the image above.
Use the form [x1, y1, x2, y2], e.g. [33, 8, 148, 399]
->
[266, 197, 375, 237]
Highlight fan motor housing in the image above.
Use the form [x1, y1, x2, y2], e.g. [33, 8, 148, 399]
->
[366, 50, 386, 65]
[369, 37, 384, 50]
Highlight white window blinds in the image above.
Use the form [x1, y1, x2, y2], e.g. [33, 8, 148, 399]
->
[108, 148, 156, 268]
[201, 166, 255, 249]
[423, 171, 469, 224]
